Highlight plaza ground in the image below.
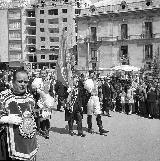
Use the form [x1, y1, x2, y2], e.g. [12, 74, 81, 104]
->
[36, 111, 160, 161]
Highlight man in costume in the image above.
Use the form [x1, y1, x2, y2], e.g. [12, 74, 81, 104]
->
[65, 75, 86, 137]
[31, 69, 55, 139]
[0, 69, 37, 160]
[84, 70, 108, 135]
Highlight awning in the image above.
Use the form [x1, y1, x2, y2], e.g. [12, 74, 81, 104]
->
[9, 61, 24, 67]
[111, 65, 140, 72]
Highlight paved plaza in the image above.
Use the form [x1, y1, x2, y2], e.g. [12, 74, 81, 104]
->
[36, 111, 160, 161]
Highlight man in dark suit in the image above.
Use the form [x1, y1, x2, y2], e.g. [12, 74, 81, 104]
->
[65, 75, 85, 137]
[102, 77, 112, 117]
[55, 80, 69, 111]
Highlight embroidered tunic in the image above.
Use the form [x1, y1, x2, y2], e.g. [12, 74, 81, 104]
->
[0, 89, 38, 160]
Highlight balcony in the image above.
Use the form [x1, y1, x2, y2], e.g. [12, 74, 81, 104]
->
[9, 27, 21, 31]
[26, 32, 36, 37]
[26, 42, 36, 46]
[120, 56, 129, 65]
[28, 47, 36, 53]
[26, 11, 35, 19]
[99, 33, 160, 42]
[9, 47, 22, 51]
[90, 57, 98, 63]
[9, 37, 21, 41]
[26, 22, 36, 28]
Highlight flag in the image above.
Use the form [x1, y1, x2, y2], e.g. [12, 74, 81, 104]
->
[55, 63, 68, 87]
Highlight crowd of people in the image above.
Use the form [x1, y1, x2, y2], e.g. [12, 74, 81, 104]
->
[0, 68, 159, 160]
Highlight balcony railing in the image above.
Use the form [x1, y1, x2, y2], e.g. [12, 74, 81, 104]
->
[120, 56, 129, 65]
[99, 33, 160, 42]
[91, 57, 97, 61]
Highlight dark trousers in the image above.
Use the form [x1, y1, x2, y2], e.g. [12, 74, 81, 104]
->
[57, 97, 65, 110]
[87, 114, 103, 130]
[40, 119, 50, 132]
[102, 98, 110, 114]
[68, 112, 83, 134]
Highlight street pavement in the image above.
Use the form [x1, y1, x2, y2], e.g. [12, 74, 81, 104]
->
[36, 111, 160, 161]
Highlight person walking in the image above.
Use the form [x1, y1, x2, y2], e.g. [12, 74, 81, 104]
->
[84, 70, 108, 135]
[65, 75, 86, 137]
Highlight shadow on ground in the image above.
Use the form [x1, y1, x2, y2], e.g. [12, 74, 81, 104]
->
[49, 125, 88, 135]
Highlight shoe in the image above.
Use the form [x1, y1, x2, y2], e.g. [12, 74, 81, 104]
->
[57, 109, 63, 112]
[77, 133, 86, 137]
[88, 129, 94, 134]
[45, 134, 49, 139]
[69, 131, 74, 136]
[128, 112, 132, 115]
[99, 128, 109, 135]
[107, 114, 111, 117]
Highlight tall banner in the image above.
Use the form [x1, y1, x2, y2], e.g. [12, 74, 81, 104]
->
[56, 28, 70, 87]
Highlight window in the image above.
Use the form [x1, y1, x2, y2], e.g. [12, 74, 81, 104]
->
[91, 27, 97, 41]
[63, 18, 67, 22]
[40, 28, 44, 32]
[40, 37, 45, 41]
[41, 55, 45, 59]
[91, 49, 97, 61]
[144, 22, 153, 38]
[48, 18, 59, 24]
[41, 46, 45, 50]
[75, 9, 81, 15]
[120, 46, 129, 65]
[48, 9, 58, 15]
[92, 63, 96, 70]
[121, 24, 128, 39]
[40, 19, 44, 23]
[75, 27, 78, 33]
[49, 28, 59, 33]
[40, 10, 44, 14]
[62, 9, 67, 13]
[27, 11, 35, 17]
[145, 44, 153, 59]
[50, 37, 59, 42]
[49, 55, 58, 60]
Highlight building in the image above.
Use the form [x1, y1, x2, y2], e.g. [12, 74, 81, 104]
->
[0, 0, 92, 70]
[76, 0, 160, 71]
[34, 0, 92, 69]
[0, 0, 35, 69]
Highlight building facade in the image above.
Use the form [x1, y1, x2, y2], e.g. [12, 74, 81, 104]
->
[0, 0, 92, 70]
[76, 0, 160, 71]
